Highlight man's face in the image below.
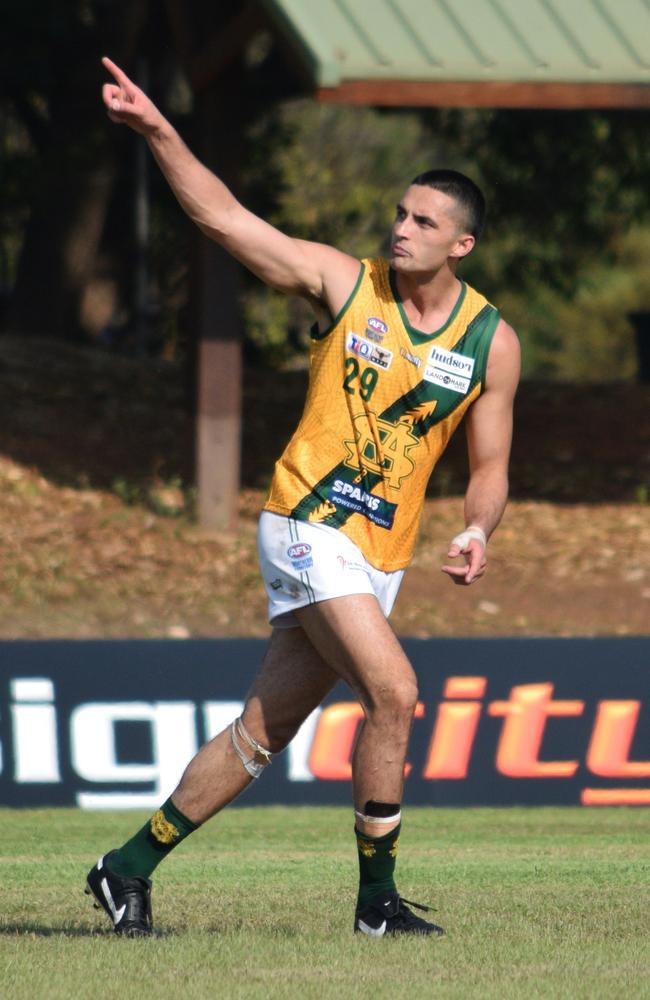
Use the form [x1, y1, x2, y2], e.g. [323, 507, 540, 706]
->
[389, 185, 474, 274]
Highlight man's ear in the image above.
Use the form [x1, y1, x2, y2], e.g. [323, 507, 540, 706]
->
[451, 233, 476, 260]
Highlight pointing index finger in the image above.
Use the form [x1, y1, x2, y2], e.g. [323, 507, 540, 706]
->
[101, 56, 136, 96]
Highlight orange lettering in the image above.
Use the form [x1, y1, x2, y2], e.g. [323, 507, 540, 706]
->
[308, 701, 425, 780]
[443, 676, 487, 699]
[581, 788, 650, 806]
[309, 703, 363, 780]
[423, 703, 481, 779]
[422, 676, 486, 780]
[488, 683, 584, 778]
[586, 701, 650, 778]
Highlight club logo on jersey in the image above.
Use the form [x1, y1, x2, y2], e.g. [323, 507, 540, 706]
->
[347, 332, 393, 370]
[424, 346, 475, 395]
[400, 346, 421, 369]
[364, 317, 388, 343]
[329, 478, 397, 530]
[286, 542, 313, 571]
[344, 412, 419, 490]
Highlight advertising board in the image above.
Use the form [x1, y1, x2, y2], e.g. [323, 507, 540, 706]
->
[1, 638, 648, 807]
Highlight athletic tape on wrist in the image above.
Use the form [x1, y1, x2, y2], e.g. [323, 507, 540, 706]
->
[451, 525, 487, 550]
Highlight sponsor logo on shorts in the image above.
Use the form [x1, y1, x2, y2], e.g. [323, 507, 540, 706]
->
[329, 478, 397, 530]
[347, 332, 393, 370]
[270, 578, 282, 590]
[337, 555, 366, 572]
[423, 346, 475, 395]
[286, 542, 314, 571]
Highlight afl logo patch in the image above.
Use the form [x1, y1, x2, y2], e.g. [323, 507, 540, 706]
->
[287, 542, 311, 560]
[287, 542, 314, 571]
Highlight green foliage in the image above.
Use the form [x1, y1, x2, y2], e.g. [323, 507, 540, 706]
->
[239, 102, 650, 379]
[501, 225, 650, 380]
[241, 102, 433, 364]
[256, 102, 433, 248]
[2, 2, 650, 378]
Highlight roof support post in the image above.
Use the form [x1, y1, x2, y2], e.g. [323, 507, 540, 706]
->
[193, 80, 243, 533]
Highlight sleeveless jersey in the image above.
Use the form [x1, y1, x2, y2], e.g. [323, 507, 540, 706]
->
[264, 257, 500, 571]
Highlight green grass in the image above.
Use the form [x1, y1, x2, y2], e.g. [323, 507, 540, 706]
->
[0, 807, 649, 999]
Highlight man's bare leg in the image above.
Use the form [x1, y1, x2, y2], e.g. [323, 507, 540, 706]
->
[172, 626, 337, 822]
[88, 595, 442, 936]
[293, 594, 443, 936]
[295, 593, 417, 837]
[86, 626, 336, 935]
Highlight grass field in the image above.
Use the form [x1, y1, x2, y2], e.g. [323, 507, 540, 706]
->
[0, 807, 648, 999]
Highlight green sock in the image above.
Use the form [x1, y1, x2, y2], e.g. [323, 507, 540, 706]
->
[355, 823, 401, 908]
[108, 798, 198, 879]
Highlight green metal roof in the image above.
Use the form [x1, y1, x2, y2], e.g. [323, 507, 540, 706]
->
[262, 0, 650, 88]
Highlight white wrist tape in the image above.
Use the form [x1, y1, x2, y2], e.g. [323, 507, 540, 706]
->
[451, 525, 487, 550]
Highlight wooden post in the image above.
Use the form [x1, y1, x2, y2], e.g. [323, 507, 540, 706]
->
[195, 243, 242, 532]
[194, 82, 243, 533]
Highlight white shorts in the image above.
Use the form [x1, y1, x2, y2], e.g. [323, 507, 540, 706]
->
[257, 511, 404, 628]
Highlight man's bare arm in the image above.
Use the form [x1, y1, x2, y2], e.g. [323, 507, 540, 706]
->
[442, 319, 521, 585]
[101, 57, 359, 314]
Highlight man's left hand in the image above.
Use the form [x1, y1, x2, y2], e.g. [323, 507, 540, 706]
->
[442, 527, 487, 585]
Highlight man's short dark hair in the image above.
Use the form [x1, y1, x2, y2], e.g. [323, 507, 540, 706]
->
[410, 169, 486, 242]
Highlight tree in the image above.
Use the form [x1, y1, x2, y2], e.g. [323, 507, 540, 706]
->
[1, 0, 150, 339]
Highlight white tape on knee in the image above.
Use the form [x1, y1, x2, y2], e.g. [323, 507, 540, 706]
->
[451, 525, 487, 550]
[230, 717, 273, 779]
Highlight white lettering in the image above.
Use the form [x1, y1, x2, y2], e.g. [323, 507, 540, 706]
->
[203, 700, 243, 739]
[71, 702, 197, 809]
[11, 678, 61, 783]
[287, 708, 321, 781]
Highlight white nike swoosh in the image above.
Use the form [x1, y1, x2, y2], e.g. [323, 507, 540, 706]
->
[100, 876, 127, 925]
[357, 918, 387, 938]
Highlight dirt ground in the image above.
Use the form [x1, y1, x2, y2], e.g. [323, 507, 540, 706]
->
[1, 335, 649, 639]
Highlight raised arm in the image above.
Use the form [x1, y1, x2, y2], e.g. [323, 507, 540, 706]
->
[442, 319, 521, 585]
[101, 57, 359, 313]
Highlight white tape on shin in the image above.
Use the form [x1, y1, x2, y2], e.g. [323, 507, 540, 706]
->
[355, 810, 402, 826]
[230, 717, 273, 779]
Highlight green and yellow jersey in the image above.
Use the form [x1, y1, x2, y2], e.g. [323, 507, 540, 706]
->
[264, 257, 500, 571]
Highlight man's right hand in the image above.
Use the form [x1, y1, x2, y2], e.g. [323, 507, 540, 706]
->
[101, 56, 164, 137]
[99, 56, 360, 313]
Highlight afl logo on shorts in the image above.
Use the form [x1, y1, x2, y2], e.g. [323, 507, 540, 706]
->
[287, 543, 311, 560]
[287, 542, 313, 571]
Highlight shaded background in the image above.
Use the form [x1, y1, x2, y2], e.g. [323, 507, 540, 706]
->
[1, 0, 650, 639]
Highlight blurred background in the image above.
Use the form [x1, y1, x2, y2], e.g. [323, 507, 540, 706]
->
[1, 0, 649, 639]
